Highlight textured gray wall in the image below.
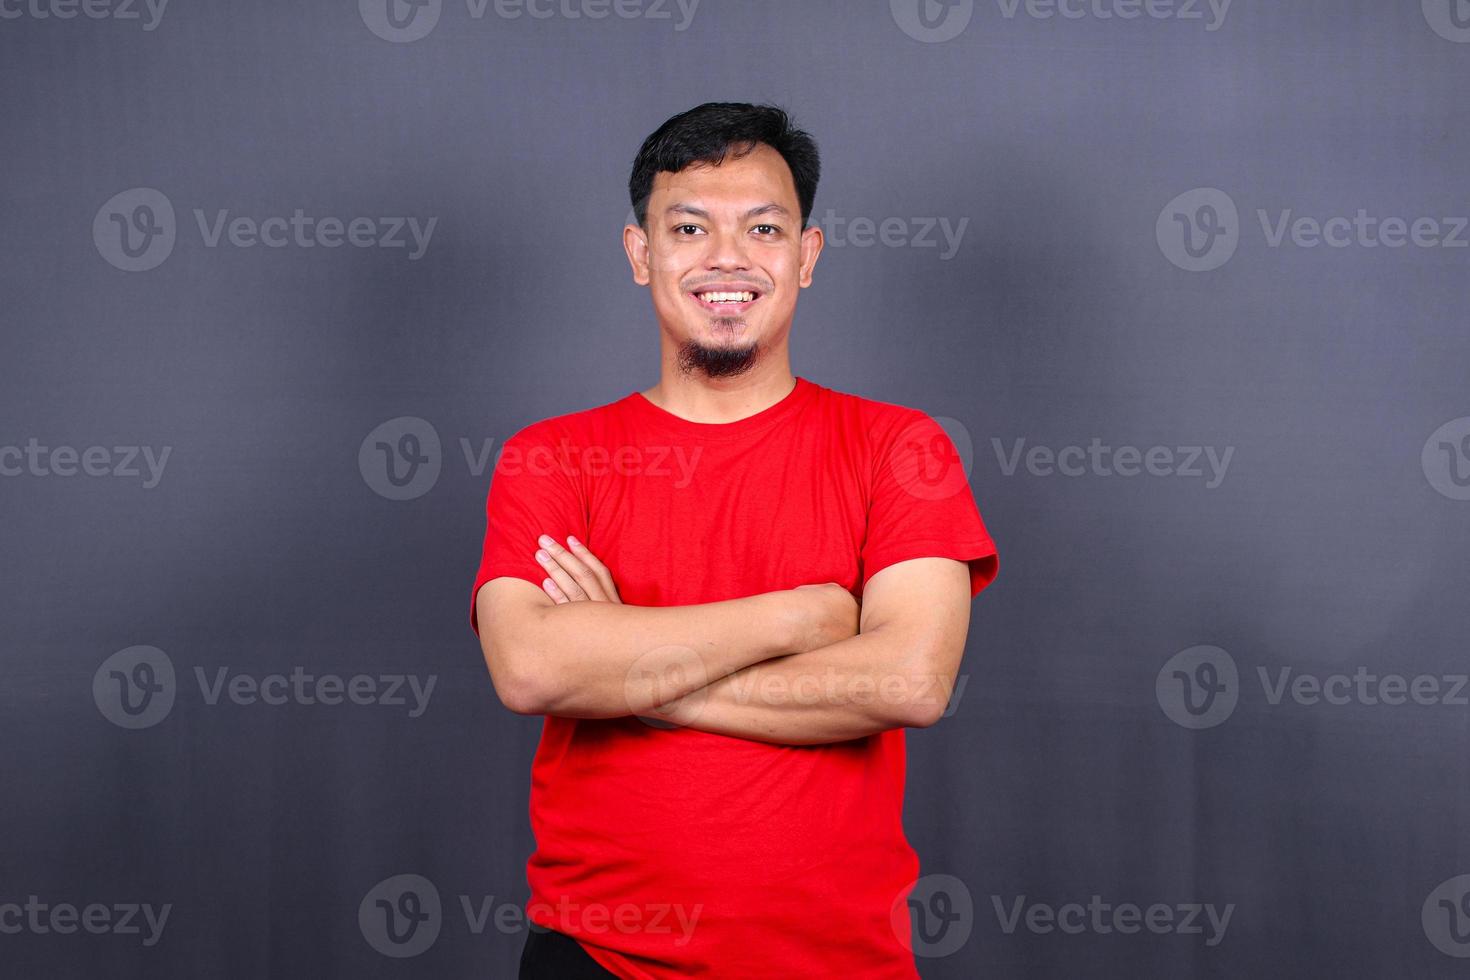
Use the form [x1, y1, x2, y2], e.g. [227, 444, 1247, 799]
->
[2, 1, 1468, 977]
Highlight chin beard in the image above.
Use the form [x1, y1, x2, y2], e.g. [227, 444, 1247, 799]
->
[677, 336, 760, 379]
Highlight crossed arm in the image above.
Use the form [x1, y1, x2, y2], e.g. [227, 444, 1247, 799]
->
[474, 535, 975, 746]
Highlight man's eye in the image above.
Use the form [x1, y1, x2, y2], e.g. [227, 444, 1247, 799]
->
[753, 225, 779, 235]
[674, 224, 703, 235]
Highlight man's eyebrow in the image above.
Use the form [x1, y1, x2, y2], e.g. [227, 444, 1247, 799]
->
[664, 203, 792, 220]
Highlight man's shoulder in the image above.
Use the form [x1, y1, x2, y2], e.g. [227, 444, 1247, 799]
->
[807, 381, 962, 476]
[808, 378, 930, 430]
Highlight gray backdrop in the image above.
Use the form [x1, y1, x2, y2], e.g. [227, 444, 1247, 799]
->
[3, 0, 1468, 977]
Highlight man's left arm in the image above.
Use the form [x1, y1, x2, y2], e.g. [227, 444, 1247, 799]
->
[657, 557, 973, 744]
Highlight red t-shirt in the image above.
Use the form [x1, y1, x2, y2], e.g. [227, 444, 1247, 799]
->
[468, 376, 998, 979]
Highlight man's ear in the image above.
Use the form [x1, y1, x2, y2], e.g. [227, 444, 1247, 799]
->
[798, 223, 824, 288]
[623, 222, 651, 285]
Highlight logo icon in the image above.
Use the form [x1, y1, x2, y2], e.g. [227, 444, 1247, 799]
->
[1422, 417, 1470, 501]
[1423, 0, 1470, 42]
[359, 416, 442, 500]
[360, 0, 442, 43]
[625, 645, 708, 729]
[1157, 188, 1239, 272]
[890, 0, 974, 43]
[1423, 875, 1470, 957]
[889, 414, 974, 501]
[891, 873, 973, 958]
[359, 874, 442, 957]
[1156, 645, 1238, 729]
[94, 188, 176, 272]
[93, 645, 176, 729]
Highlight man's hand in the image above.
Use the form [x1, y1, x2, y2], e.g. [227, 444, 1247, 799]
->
[533, 533, 622, 604]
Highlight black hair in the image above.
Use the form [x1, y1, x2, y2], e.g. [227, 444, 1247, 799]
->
[628, 102, 821, 230]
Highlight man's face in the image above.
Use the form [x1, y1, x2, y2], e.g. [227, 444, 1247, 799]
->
[624, 142, 822, 378]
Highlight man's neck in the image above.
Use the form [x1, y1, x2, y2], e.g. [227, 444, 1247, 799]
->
[640, 363, 797, 425]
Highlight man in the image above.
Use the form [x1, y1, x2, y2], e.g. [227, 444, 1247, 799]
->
[469, 102, 998, 979]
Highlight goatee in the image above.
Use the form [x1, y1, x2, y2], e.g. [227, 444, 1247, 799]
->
[678, 336, 760, 379]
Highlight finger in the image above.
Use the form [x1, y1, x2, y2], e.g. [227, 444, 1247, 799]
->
[566, 535, 621, 603]
[536, 548, 591, 601]
[537, 534, 609, 601]
[541, 577, 570, 604]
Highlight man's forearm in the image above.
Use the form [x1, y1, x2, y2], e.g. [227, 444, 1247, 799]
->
[485, 583, 806, 718]
[657, 626, 960, 746]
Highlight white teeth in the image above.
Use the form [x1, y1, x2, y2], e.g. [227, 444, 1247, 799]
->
[697, 291, 755, 304]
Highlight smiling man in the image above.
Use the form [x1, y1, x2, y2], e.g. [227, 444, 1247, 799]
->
[469, 102, 999, 979]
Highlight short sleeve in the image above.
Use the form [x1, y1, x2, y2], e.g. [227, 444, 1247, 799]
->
[860, 410, 998, 599]
[468, 424, 588, 637]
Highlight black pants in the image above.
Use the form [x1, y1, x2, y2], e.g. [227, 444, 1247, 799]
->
[518, 925, 619, 979]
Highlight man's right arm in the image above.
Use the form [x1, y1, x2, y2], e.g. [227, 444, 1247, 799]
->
[476, 578, 858, 718]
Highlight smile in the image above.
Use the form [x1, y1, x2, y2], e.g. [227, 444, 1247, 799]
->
[690, 288, 761, 313]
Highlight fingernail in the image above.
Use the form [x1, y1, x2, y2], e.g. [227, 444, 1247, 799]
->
[567, 535, 581, 547]
[537, 535, 553, 548]
[536, 550, 550, 562]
